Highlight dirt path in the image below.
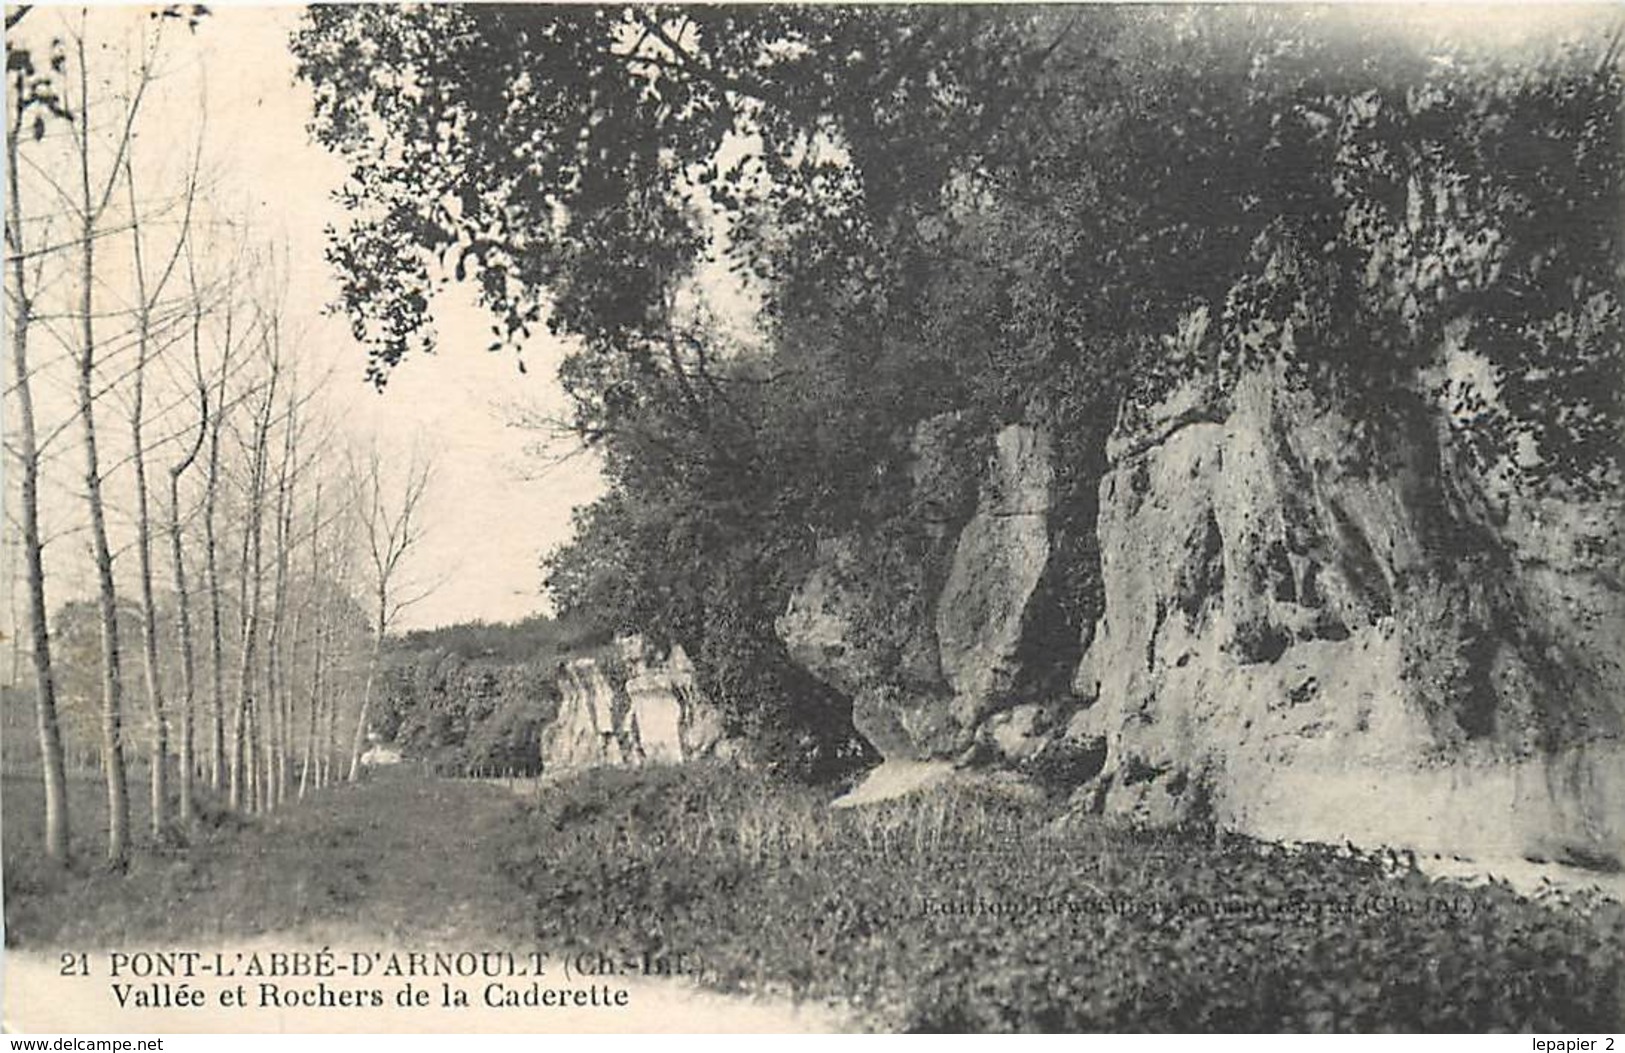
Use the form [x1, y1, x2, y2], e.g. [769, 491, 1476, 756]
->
[255, 769, 540, 948]
[3, 769, 847, 1032]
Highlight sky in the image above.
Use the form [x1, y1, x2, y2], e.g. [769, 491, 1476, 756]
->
[7, 5, 608, 632]
[202, 7, 610, 630]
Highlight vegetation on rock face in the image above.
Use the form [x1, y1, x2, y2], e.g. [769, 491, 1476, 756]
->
[295, 7, 1624, 769]
[497, 765, 1625, 1031]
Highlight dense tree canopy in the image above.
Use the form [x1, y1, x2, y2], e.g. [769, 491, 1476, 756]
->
[296, 6, 1623, 770]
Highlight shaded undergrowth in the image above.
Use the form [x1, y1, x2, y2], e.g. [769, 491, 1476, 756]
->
[496, 763, 1625, 1032]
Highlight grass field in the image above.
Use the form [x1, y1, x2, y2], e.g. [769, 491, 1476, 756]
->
[2, 765, 531, 948]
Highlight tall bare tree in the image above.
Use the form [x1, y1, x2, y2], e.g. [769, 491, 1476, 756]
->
[296, 479, 326, 799]
[5, 16, 72, 861]
[228, 327, 280, 812]
[262, 370, 312, 809]
[167, 249, 214, 823]
[69, 16, 159, 863]
[346, 443, 434, 781]
[201, 291, 240, 793]
[123, 132, 200, 839]
[316, 523, 360, 790]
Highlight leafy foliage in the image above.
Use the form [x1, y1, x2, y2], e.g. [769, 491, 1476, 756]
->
[391, 611, 607, 663]
[297, 8, 1625, 764]
[375, 614, 601, 775]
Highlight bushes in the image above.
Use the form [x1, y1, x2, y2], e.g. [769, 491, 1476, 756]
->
[378, 646, 562, 776]
[496, 765, 1625, 1031]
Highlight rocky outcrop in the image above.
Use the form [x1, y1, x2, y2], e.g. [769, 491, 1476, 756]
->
[777, 419, 1056, 759]
[936, 426, 1054, 732]
[542, 637, 732, 774]
[776, 354, 1625, 866]
[777, 536, 953, 758]
[621, 636, 730, 764]
[1068, 361, 1625, 864]
[544, 658, 629, 771]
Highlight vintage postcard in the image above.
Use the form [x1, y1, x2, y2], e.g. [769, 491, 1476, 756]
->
[3, 2, 1623, 1036]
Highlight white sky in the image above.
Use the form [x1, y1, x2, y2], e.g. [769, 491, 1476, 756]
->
[208, 7, 610, 630]
[6, 4, 608, 632]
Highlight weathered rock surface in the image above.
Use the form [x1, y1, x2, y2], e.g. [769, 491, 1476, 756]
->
[777, 420, 1056, 759]
[936, 426, 1054, 730]
[542, 637, 733, 773]
[1070, 362, 1625, 863]
[776, 352, 1625, 864]
[543, 658, 627, 771]
[777, 536, 954, 758]
[622, 637, 731, 763]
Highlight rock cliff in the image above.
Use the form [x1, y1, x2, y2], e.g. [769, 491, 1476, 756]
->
[542, 637, 731, 773]
[1073, 362, 1625, 864]
[777, 360, 1625, 865]
[545, 657, 627, 771]
[777, 418, 1056, 759]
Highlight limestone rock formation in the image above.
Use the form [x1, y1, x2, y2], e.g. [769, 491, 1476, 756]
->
[1069, 363, 1625, 864]
[936, 426, 1053, 731]
[542, 658, 630, 772]
[776, 354, 1625, 865]
[666, 643, 731, 760]
[777, 420, 1055, 759]
[620, 636, 732, 763]
[542, 638, 733, 773]
[777, 536, 952, 758]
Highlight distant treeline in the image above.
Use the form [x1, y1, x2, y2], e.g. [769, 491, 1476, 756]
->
[374, 614, 608, 776]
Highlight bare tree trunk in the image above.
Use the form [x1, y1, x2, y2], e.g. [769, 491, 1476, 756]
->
[167, 458, 201, 822]
[229, 345, 277, 812]
[124, 150, 194, 841]
[317, 695, 329, 789]
[259, 653, 274, 810]
[298, 631, 320, 797]
[346, 630, 382, 783]
[243, 699, 257, 813]
[322, 658, 343, 788]
[168, 291, 208, 822]
[130, 277, 169, 842]
[264, 395, 298, 809]
[297, 482, 325, 799]
[6, 74, 69, 862]
[230, 494, 262, 812]
[345, 445, 435, 782]
[300, 626, 327, 797]
[279, 584, 302, 803]
[75, 33, 129, 864]
[203, 329, 229, 792]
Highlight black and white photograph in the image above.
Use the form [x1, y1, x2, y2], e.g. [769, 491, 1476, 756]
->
[2, 2, 1623, 1035]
